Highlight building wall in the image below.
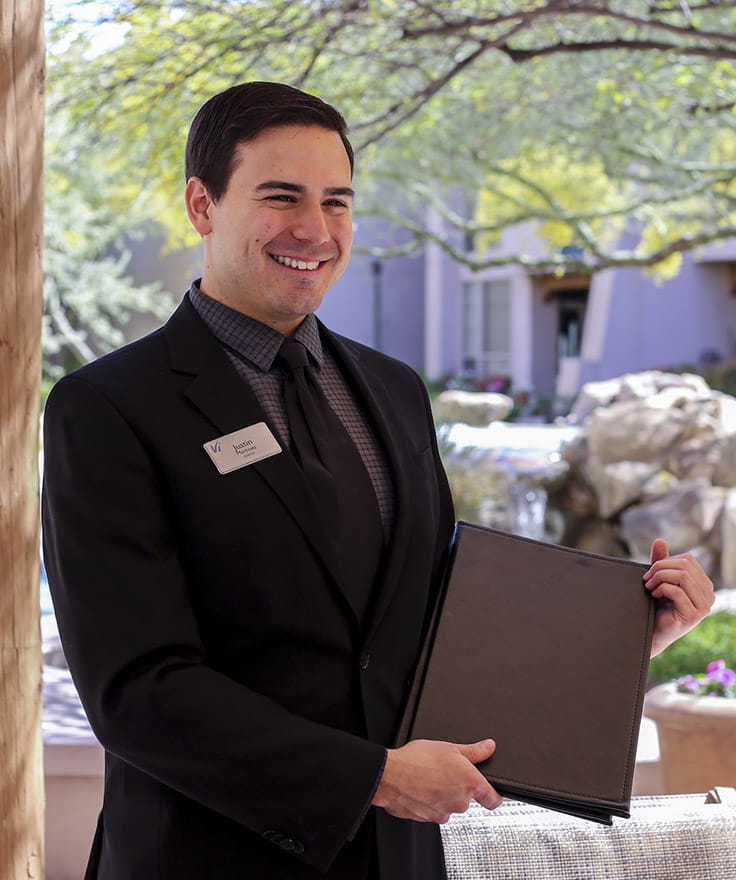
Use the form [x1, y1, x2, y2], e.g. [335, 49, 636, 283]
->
[444, 224, 736, 398]
[317, 249, 426, 369]
[588, 258, 736, 383]
[123, 226, 201, 340]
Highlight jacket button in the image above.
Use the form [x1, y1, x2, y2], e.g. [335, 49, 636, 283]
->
[360, 652, 371, 670]
[263, 831, 304, 854]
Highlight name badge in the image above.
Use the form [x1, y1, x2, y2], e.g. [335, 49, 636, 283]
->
[203, 422, 282, 474]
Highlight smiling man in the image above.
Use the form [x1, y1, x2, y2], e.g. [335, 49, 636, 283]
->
[185, 124, 355, 332]
[42, 82, 714, 880]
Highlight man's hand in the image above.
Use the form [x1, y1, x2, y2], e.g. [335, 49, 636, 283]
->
[371, 738, 503, 824]
[645, 538, 715, 657]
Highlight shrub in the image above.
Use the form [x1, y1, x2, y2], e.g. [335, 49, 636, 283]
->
[648, 610, 736, 685]
[703, 359, 736, 398]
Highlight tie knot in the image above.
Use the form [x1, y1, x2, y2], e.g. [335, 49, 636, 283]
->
[277, 338, 310, 372]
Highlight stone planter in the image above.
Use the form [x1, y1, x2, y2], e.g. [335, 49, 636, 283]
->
[644, 682, 736, 793]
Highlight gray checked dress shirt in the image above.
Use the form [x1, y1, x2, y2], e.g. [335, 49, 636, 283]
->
[189, 282, 395, 539]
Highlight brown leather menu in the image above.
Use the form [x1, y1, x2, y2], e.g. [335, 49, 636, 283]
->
[398, 521, 655, 825]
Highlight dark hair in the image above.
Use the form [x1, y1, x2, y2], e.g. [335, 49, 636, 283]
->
[185, 81, 354, 202]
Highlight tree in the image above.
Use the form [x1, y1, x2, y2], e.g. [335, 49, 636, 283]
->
[46, 0, 736, 276]
[43, 111, 172, 385]
[0, 0, 45, 876]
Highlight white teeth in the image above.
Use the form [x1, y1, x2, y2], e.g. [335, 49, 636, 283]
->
[272, 255, 320, 270]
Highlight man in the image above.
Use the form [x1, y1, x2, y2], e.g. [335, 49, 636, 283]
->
[42, 82, 714, 880]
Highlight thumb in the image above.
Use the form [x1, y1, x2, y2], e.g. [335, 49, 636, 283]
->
[650, 538, 669, 565]
[456, 739, 496, 764]
[457, 740, 504, 810]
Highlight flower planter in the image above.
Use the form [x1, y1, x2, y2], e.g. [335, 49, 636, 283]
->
[644, 682, 736, 793]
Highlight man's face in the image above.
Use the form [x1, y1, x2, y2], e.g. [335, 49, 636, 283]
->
[186, 124, 354, 334]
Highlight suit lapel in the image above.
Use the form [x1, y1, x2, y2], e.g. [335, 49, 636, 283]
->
[163, 299, 349, 599]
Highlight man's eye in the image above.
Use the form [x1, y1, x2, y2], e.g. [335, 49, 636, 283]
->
[267, 194, 296, 203]
[325, 199, 349, 209]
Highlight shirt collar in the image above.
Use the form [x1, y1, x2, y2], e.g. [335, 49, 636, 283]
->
[188, 280, 324, 372]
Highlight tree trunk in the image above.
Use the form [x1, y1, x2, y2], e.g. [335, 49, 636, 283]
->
[0, 0, 46, 877]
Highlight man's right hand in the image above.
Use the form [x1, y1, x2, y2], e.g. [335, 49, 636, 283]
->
[371, 738, 503, 824]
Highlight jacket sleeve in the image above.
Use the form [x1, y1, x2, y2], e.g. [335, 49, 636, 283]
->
[41, 373, 386, 874]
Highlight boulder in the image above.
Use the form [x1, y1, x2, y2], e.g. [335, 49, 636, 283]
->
[439, 369, 736, 588]
[583, 460, 661, 518]
[720, 490, 736, 591]
[619, 480, 725, 561]
[586, 397, 692, 464]
[567, 370, 711, 425]
[434, 390, 513, 426]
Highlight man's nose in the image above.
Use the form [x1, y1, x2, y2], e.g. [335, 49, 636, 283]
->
[290, 201, 330, 245]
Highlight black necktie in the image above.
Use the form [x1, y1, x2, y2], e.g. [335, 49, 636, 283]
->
[277, 338, 384, 619]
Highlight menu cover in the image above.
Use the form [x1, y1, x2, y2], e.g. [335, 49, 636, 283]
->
[397, 521, 655, 824]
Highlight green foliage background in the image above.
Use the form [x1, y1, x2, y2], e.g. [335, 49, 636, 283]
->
[41, 1, 736, 381]
[46, 0, 736, 280]
[649, 611, 736, 685]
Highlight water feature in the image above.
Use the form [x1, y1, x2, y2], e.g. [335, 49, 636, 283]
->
[439, 420, 580, 542]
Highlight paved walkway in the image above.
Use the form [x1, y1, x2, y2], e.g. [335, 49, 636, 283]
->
[42, 615, 98, 745]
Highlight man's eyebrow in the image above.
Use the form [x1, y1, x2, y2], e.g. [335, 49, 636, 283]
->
[326, 186, 355, 198]
[255, 180, 355, 198]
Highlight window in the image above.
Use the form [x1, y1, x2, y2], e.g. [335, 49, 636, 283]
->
[462, 280, 511, 380]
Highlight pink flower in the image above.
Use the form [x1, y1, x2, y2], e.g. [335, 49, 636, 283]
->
[675, 660, 736, 698]
[707, 659, 736, 687]
[679, 675, 700, 693]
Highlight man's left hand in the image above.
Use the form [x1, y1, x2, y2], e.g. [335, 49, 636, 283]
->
[645, 538, 715, 657]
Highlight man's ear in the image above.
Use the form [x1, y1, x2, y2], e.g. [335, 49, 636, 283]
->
[185, 177, 214, 235]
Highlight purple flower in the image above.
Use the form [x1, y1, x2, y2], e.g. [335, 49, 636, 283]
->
[674, 661, 736, 698]
[679, 675, 700, 693]
[706, 660, 736, 687]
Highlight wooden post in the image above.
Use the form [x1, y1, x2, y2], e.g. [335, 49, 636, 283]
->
[0, 0, 46, 877]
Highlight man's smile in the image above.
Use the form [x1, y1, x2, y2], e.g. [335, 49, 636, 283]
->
[270, 254, 323, 271]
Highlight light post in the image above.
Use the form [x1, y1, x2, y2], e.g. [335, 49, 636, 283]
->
[371, 257, 383, 352]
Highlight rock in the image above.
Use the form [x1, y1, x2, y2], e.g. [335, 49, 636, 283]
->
[715, 391, 736, 434]
[670, 436, 721, 484]
[558, 371, 736, 584]
[585, 398, 690, 464]
[640, 469, 680, 498]
[619, 480, 725, 561]
[566, 370, 711, 425]
[711, 435, 736, 487]
[566, 377, 624, 424]
[583, 459, 660, 518]
[434, 390, 513, 426]
[439, 369, 736, 590]
[720, 490, 736, 589]
[571, 518, 628, 558]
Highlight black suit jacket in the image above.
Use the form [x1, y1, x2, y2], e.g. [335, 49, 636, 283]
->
[42, 297, 455, 880]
